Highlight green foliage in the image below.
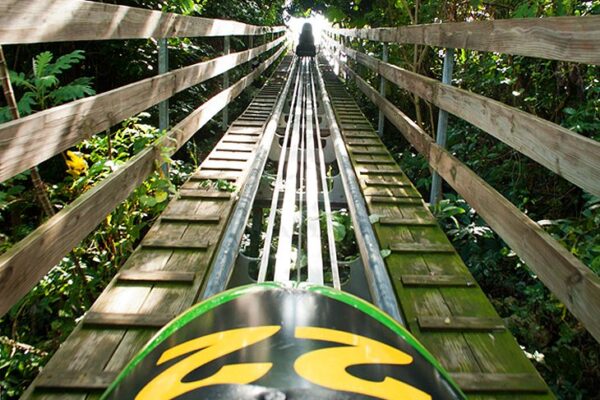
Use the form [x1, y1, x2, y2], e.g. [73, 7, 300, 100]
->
[0, 50, 95, 122]
[0, 113, 194, 398]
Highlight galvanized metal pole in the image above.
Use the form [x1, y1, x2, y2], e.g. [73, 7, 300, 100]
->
[221, 36, 230, 130]
[429, 48, 454, 205]
[377, 43, 388, 137]
[158, 38, 169, 132]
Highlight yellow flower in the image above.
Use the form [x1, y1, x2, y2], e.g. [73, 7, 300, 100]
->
[65, 150, 88, 177]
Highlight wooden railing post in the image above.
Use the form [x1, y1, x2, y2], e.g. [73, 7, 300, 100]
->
[377, 43, 388, 137]
[222, 35, 230, 130]
[429, 48, 454, 205]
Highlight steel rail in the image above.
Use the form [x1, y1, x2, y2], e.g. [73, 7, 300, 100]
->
[304, 62, 324, 284]
[314, 57, 405, 325]
[257, 60, 302, 283]
[201, 57, 297, 300]
[309, 66, 341, 289]
[273, 60, 305, 282]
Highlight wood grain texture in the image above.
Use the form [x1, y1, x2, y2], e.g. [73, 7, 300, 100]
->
[0, 0, 285, 44]
[21, 58, 295, 399]
[321, 68, 553, 397]
[328, 37, 600, 197]
[338, 56, 600, 343]
[450, 373, 548, 393]
[0, 36, 285, 183]
[327, 16, 600, 65]
[0, 46, 285, 317]
[418, 316, 506, 331]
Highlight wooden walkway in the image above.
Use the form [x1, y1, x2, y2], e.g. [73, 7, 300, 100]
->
[21, 56, 294, 400]
[319, 59, 554, 399]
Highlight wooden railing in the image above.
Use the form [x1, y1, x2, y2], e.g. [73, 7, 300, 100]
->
[323, 16, 600, 342]
[0, 0, 286, 316]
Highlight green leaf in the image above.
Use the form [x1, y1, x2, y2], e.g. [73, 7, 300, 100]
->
[48, 50, 86, 76]
[332, 220, 346, 242]
[380, 249, 391, 258]
[33, 51, 54, 77]
[50, 80, 96, 105]
[154, 191, 168, 203]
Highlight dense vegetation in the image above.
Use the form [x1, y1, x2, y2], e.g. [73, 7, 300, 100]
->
[0, 0, 598, 398]
[292, 0, 599, 398]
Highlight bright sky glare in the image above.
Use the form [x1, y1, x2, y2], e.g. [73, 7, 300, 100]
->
[287, 14, 330, 47]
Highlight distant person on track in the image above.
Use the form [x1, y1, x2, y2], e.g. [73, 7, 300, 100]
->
[296, 23, 316, 57]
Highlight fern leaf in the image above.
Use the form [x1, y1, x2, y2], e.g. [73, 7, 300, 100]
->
[17, 93, 37, 117]
[33, 51, 54, 78]
[48, 50, 86, 76]
[34, 75, 59, 92]
[49, 81, 95, 105]
[8, 71, 33, 90]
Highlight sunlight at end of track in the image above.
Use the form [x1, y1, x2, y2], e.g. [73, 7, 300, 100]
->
[287, 14, 330, 47]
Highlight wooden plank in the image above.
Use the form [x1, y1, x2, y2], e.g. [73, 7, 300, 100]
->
[0, 0, 285, 44]
[359, 169, 404, 175]
[117, 270, 196, 283]
[364, 179, 410, 187]
[0, 36, 285, 183]
[368, 196, 421, 205]
[142, 239, 209, 249]
[329, 16, 600, 65]
[161, 214, 220, 223]
[0, 47, 285, 317]
[35, 371, 116, 390]
[418, 316, 506, 331]
[401, 274, 475, 287]
[354, 158, 395, 164]
[191, 171, 240, 181]
[390, 243, 455, 253]
[450, 373, 548, 393]
[345, 134, 378, 139]
[339, 41, 600, 197]
[380, 216, 436, 226]
[83, 312, 175, 328]
[351, 150, 389, 155]
[179, 190, 232, 199]
[342, 58, 600, 342]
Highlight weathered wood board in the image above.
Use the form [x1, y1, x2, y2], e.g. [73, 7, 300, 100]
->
[320, 59, 554, 399]
[21, 56, 294, 400]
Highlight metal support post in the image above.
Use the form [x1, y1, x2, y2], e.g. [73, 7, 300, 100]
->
[221, 36, 230, 130]
[158, 38, 169, 132]
[249, 208, 263, 257]
[158, 38, 170, 176]
[429, 48, 454, 205]
[377, 43, 388, 137]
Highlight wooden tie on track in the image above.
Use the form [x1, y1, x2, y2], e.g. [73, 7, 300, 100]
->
[22, 56, 295, 400]
[319, 59, 553, 399]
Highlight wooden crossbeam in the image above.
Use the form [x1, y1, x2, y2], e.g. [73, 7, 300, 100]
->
[379, 216, 436, 226]
[390, 242, 455, 253]
[401, 274, 475, 287]
[450, 373, 548, 393]
[418, 316, 506, 331]
[179, 190, 233, 199]
[142, 239, 210, 250]
[83, 312, 175, 328]
[117, 270, 196, 283]
[35, 371, 117, 390]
